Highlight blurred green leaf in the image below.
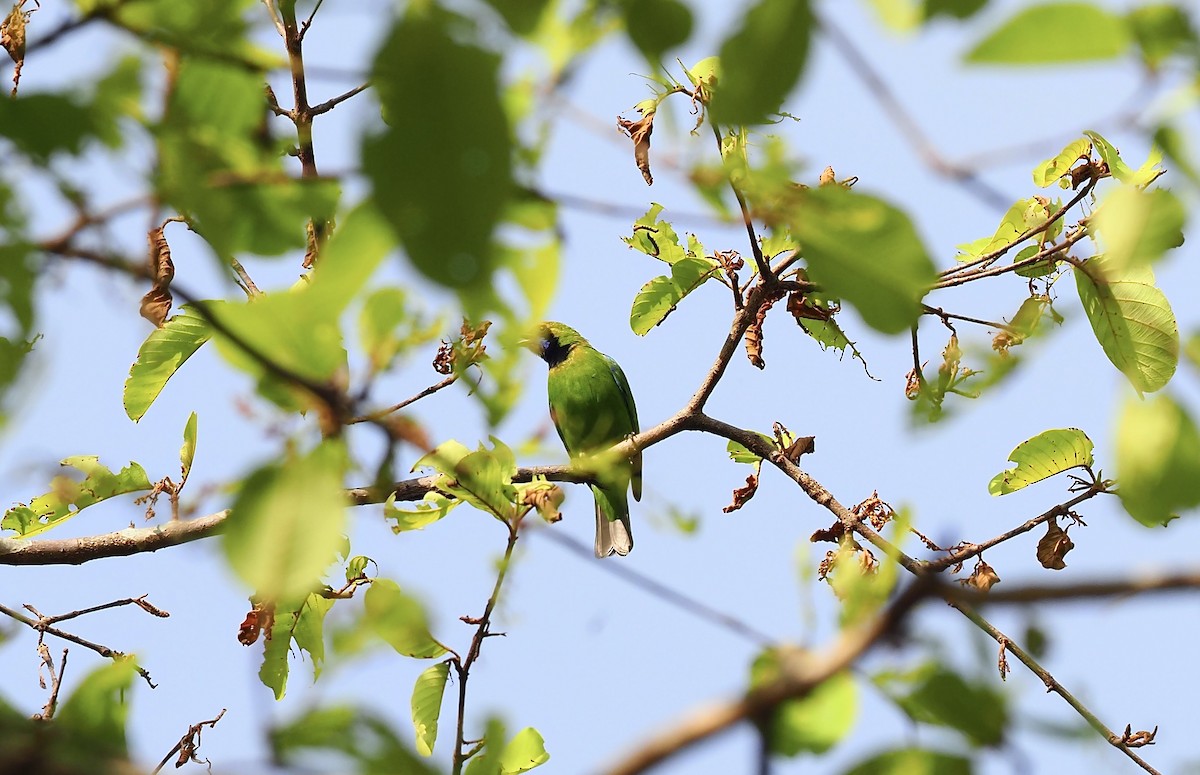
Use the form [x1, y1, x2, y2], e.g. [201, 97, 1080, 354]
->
[1074, 253, 1178, 395]
[2, 456, 152, 537]
[1091, 186, 1185, 270]
[750, 653, 857, 756]
[80, 0, 279, 66]
[480, 0, 551, 35]
[364, 579, 447, 659]
[465, 717, 507, 775]
[966, 3, 1129, 63]
[1127, 4, 1198, 67]
[924, 0, 987, 22]
[358, 288, 442, 374]
[988, 428, 1094, 496]
[874, 663, 1007, 746]
[157, 59, 338, 258]
[500, 727, 551, 773]
[1116, 394, 1200, 526]
[630, 255, 721, 335]
[710, 0, 812, 125]
[368, 8, 513, 300]
[0, 94, 107, 161]
[271, 705, 439, 775]
[124, 305, 213, 422]
[411, 661, 450, 756]
[793, 187, 935, 334]
[223, 440, 349, 602]
[1154, 123, 1200, 187]
[56, 660, 137, 762]
[620, 0, 693, 63]
[842, 747, 972, 775]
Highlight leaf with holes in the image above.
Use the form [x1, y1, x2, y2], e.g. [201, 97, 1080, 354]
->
[988, 428, 1094, 495]
[2, 456, 152, 537]
[630, 256, 721, 335]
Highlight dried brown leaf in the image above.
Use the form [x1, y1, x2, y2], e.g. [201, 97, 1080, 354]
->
[1036, 518, 1074, 570]
[722, 473, 759, 513]
[960, 558, 1001, 592]
[617, 111, 656, 186]
[522, 485, 564, 523]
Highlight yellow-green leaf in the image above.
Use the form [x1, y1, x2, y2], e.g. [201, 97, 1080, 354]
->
[500, 727, 550, 774]
[124, 305, 212, 422]
[1032, 137, 1090, 187]
[710, 0, 812, 125]
[2, 457, 152, 537]
[988, 428, 1094, 495]
[630, 255, 721, 335]
[412, 661, 451, 756]
[179, 411, 198, 482]
[1091, 186, 1185, 270]
[792, 187, 935, 335]
[966, 3, 1129, 64]
[1074, 253, 1178, 394]
[364, 579, 447, 659]
[749, 653, 857, 756]
[1116, 394, 1200, 526]
[222, 441, 349, 602]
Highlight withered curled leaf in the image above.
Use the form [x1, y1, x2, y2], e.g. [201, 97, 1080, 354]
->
[1036, 518, 1074, 570]
[722, 473, 759, 513]
[617, 111, 656, 186]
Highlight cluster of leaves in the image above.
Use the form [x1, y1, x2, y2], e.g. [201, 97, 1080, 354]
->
[2, 0, 1200, 774]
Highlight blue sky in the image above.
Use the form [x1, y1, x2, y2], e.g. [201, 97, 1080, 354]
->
[3, 1, 1199, 774]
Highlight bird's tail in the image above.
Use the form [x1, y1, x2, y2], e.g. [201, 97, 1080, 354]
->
[591, 484, 633, 558]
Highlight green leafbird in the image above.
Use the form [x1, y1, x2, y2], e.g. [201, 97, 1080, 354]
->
[525, 322, 641, 557]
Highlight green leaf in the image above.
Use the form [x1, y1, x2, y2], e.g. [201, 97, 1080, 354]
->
[622, 203, 688, 264]
[56, 660, 137, 761]
[368, 8, 513, 298]
[359, 288, 442, 374]
[364, 579, 447, 659]
[1074, 253, 1178, 394]
[123, 305, 213, 422]
[874, 663, 1007, 746]
[620, 0, 693, 63]
[988, 428, 1094, 495]
[1083, 130, 1163, 185]
[1116, 394, 1200, 526]
[157, 59, 338, 258]
[384, 491, 459, 532]
[843, 747, 972, 775]
[710, 0, 813, 125]
[411, 661, 451, 756]
[260, 608, 295, 699]
[630, 255, 721, 335]
[1091, 186, 1185, 270]
[480, 0, 551, 35]
[500, 727, 551, 773]
[293, 593, 336, 681]
[0, 94, 107, 162]
[465, 718, 507, 775]
[179, 411, 198, 482]
[792, 187, 935, 335]
[414, 438, 519, 521]
[222, 441, 349, 602]
[966, 3, 1129, 64]
[750, 652, 857, 756]
[1127, 4, 1199, 67]
[727, 435, 773, 464]
[271, 705, 439, 775]
[2, 456, 152, 537]
[93, 0, 278, 66]
[1032, 137, 1090, 187]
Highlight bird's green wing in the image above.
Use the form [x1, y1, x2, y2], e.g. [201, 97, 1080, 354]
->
[603, 354, 642, 502]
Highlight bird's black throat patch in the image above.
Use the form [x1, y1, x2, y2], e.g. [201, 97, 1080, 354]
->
[540, 334, 571, 367]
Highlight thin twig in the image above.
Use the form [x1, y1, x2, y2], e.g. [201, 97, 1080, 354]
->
[349, 374, 458, 424]
[452, 519, 521, 774]
[151, 708, 227, 775]
[309, 81, 369, 115]
[711, 123, 771, 279]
